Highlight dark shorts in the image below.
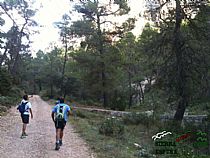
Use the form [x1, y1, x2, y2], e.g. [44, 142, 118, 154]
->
[54, 119, 66, 130]
[21, 114, 29, 124]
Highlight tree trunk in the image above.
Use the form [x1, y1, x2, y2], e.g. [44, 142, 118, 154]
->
[173, 0, 187, 124]
[128, 71, 132, 109]
[50, 58, 53, 98]
[61, 34, 68, 96]
[102, 67, 108, 107]
[10, 50, 20, 77]
[64, 87, 67, 99]
[11, 23, 27, 77]
[38, 79, 42, 92]
[139, 81, 144, 103]
[96, 10, 108, 107]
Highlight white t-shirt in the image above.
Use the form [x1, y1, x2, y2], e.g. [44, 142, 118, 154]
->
[21, 99, 32, 115]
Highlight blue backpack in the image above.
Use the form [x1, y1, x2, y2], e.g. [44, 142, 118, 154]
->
[17, 102, 28, 114]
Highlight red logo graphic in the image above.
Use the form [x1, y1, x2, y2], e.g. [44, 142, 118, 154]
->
[176, 133, 191, 142]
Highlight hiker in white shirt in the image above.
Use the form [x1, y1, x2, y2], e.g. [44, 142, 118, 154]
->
[18, 95, 33, 139]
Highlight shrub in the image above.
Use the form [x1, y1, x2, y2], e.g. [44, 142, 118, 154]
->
[99, 117, 124, 137]
[123, 112, 154, 126]
[9, 86, 23, 98]
[39, 90, 51, 100]
[0, 105, 8, 113]
[0, 69, 12, 96]
[85, 99, 101, 106]
[0, 96, 17, 107]
[76, 110, 86, 118]
[110, 97, 127, 111]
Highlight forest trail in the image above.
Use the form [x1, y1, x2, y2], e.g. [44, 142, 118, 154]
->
[0, 95, 95, 158]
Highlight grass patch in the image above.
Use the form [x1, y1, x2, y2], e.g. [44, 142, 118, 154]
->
[70, 110, 157, 158]
[70, 110, 210, 158]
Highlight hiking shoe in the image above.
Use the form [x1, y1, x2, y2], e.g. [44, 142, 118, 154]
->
[23, 133, 28, 136]
[20, 135, 26, 139]
[55, 143, 60, 150]
[59, 140, 62, 146]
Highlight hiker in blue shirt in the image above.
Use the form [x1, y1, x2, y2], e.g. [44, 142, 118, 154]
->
[51, 97, 71, 150]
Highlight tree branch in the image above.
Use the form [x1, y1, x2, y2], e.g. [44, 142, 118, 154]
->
[0, 2, 17, 26]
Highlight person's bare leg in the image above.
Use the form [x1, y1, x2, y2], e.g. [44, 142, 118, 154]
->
[22, 123, 27, 134]
[55, 128, 61, 150]
[59, 130, 64, 145]
[20, 123, 27, 138]
[60, 130, 64, 140]
[56, 129, 61, 142]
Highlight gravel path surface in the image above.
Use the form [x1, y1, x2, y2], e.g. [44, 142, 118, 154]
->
[0, 95, 95, 158]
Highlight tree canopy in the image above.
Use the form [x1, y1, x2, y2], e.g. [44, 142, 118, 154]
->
[0, 0, 210, 123]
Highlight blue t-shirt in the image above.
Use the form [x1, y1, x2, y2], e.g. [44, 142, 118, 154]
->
[52, 103, 70, 121]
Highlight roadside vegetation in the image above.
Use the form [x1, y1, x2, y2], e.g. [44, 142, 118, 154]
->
[0, 0, 38, 114]
[0, 69, 23, 115]
[70, 109, 210, 158]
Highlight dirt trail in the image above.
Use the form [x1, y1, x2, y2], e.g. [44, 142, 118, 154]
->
[0, 95, 95, 158]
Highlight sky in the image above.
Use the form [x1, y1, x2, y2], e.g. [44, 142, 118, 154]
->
[0, 0, 147, 57]
[30, 0, 75, 55]
[0, 0, 73, 56]
[30, 0, 147, 56]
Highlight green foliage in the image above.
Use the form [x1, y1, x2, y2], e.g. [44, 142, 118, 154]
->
[188, 101, 210, 115]
[123, 112, 154, 127]
[76, 110, 87, 118]
[71, 108, 210, 158]
[0, 0, 37, 82]
[9, 86, 23, 97]
[39, 90, 49, 99]
[69, 0, 135, 107]
[99, 117, 124, 137]
[79, 99, 101, 107]
[3, 0, 209, 126]
[0, 96, 17, 107]
[109, 93, 127, 111]
[0, 69, 12, 96]
[76, 109, 102, 119]
[0, 68, 22, 109]
[137, 4, 210, 121]
[142, 88, 168, 115]
[0, 0, 38, 107]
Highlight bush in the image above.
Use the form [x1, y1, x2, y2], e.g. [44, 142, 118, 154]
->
[0, 105, 8, 113]
[0, 69, 12, 96]
[99, 117, 124, 137]
[0, 96, 17, 107]
[9, 86, 23, 97]
[110, 96, 127, 111]
[39, 90, 51, 100]
[123, 112, 154, 126]
[76, 110, 86, 118]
